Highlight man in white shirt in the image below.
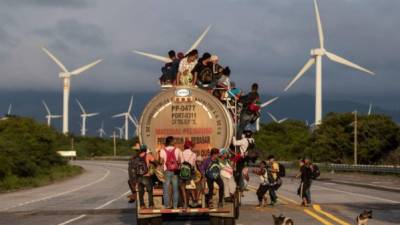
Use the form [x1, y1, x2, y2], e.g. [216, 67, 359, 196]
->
[177, 50, 198, 86]
[159, 136, 182, 209]
[232, 130, 254, 157]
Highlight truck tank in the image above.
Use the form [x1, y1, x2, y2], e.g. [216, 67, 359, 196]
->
[138, 86, 235, 156]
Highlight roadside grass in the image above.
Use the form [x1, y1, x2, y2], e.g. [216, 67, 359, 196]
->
[0, 165, 83, 192]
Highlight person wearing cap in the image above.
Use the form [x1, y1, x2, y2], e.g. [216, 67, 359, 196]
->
[219, 148, 236, 202]
[201, 148, 224, 208]
[192, 52, 213, 89]
[137, 144, 155, 208]
[210, 55, 223, 81]
[179, 140, 197, 208]
[177, 49, 198, 86]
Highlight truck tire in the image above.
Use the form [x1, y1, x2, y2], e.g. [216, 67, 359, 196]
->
[150, 217, 162, 225]
[136, 218, 149, 225]
[210, 216, 221, 225]
[223, 218, 236, 225]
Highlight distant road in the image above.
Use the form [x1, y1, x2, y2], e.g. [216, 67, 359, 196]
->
[0, 161, 399, 225]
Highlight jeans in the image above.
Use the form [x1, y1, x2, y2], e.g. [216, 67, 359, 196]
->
[269, 187, 277, 203]
[138, 176, 154, 207]
[206, 176, 224, 204]
[256, 184, 269, 202]
[163, 171, 179, 208]
[299, 181, 312, 204]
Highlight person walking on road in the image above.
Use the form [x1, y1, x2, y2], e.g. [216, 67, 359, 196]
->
[267, 155, 281, 206]
[296, 158, 313, 206]
[160, 136, 182, 209]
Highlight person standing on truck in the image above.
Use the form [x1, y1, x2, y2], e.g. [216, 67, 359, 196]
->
[219, 148, 236, 202]
[136, 145, 155, 209]
[201, 148, 224, 208]
[128, 145, 140, 203]
[192, 52, 213, 89]
[238, 83, 260, 137]
[160, 136, 182, 209]
[296, 158, 313, 207]
[179, 140, 197, 209]
[160, 50, 180, 85]
[177, 50, 198, 86]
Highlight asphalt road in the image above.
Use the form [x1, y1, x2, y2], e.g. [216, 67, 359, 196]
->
[0, 161, 399, 225]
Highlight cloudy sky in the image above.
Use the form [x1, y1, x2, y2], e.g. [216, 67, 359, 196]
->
[0, 0, 399, 105]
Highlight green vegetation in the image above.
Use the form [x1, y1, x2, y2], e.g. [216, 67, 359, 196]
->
[256, 113, 400, 165]
[0, 117, 84, 191]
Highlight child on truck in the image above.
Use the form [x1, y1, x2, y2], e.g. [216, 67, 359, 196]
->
[201, 148, 224, 208]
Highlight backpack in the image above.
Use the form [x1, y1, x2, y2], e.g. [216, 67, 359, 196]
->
[134, 154, 148, 176]
[206, 160, 221, 180]
[311, 164, 320, 180]
[180, 161, 193, 180]
[165, 148, 179, 172]
[198, 67, 213, 84]
[128, 156, 137, 180]
[278, 163, 286, 177]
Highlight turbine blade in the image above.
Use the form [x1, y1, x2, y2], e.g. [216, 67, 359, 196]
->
[41, 47, 68, 73]
[133, 50, 171, 63]
[42, 100, 51, 115]
[87, 113, 99, 117]
[314, 0, 324, 48]
[267, 112, 278, 122]
[129, 115, 138, 128]
[284, 58, 315, 91]
[368, 103, 372, 116]
[51, 115, 62, 118]
[7, 104, 12, 115]
[279, 118, 288, 123]
[76, 99, 86, 114]
[186, 25, 212, 54]
[70, 59, 102, 75]
[112, 113, 126, 118]
[325, 51, 375, 75]
[128, 96, 133, 113]
[261, 97, 279, 108]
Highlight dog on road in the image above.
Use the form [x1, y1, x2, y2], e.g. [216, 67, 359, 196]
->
[357, 209, 373, 225]
[272, 214, 294, 225]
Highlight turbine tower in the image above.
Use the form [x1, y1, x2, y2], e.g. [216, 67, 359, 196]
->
[76, 99, 99, 136]
[283, 0, 374, 125]
[42, 47, 102, 134]
[368, 103, 373, 116]
[42, 100, 62, 126]
[97, 121, 106, 138]
[113, 96, 136, 140]
[256, 97, 279, 131]
[7, 104, 12, 116]
[133, 25, 212, 63]
[267, 112, 288, 124]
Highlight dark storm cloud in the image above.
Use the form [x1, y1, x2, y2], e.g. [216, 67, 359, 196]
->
[1, 0, 88, 8]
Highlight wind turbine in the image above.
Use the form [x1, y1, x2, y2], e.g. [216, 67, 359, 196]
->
[42, 47, 102, 134]
[76, 99, 99, 136]
[133, 25, 212, 63]
[256, 97, 279, 131]
[42, 100, 62, 126]
[115, 126, 124, 139]
[267, 112, 288, 124]
[283, 0, 374, 126]
[97, 121, 106, 138]
[112, 96, 137, 140]
[368, 103, 373, 116]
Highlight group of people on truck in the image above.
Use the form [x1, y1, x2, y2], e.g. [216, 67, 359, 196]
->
[159, 49, 262, 137]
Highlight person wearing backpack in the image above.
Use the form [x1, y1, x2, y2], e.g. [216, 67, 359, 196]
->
[135, 145, 155, 208]
[179, 140, 197, 209]
[200, 148, 224, 208]
[127, 146, 140, 203]
[267, 155, 281, 206]
[296, 158, 313, 207]
[160, 136, 182, 209]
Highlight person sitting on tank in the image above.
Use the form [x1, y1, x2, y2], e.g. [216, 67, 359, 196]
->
[177, 49, 198, 86]
[192, 52, 213, 90]
[237, 83, 260, 137]
[210, 55, 224, 81]
[219, 148, 236, 203]
[200, 148, 224, 208]
[213, 66, 231, 101]
[160, 50, 180, 86]
[179, 140, 197, 209]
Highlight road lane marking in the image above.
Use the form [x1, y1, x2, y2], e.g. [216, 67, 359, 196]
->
[2, 169, 111, 211]
[56, 190, 130, 225]
[313, 204, 350, 225]
[304, 209, 334, 225]
[314, 184, 400, 204]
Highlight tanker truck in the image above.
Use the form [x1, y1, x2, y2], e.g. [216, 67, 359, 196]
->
[136, 86, 240, 225]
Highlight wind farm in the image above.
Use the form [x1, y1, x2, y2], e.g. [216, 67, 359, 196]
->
[1, 1, 400, 225]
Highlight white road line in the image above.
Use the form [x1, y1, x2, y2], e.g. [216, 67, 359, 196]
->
[314, 184, 400, 204]
[1, 169, 111, 211]
[56, 190, 130, 225]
